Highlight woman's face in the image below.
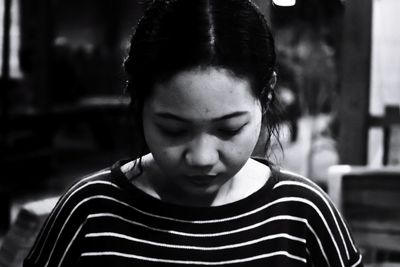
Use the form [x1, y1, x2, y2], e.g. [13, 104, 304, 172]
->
[142, 67, 262, 198]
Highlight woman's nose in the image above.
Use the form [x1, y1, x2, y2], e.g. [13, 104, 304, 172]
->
[184, 134, 219, 168]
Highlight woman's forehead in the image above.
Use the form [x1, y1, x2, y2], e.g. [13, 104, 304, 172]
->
[145, 67, 261, 120]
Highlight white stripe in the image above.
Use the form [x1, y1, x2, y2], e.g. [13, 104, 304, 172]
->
[351, 254, 363, 267]
[332, 204, 359, 253]
[279, 169, 313, 183]
[274, 180, 350, 259]
[89, 212, 304, 238]
[39, 177, 276, 228]
[43, 194, 117, 267]
[86, 212, 329, 264]
[57, 222, 85, 267]
[305, 247, 311, 258]
[36, 176, 337, 266]
[33, 170, 338, 253]
[85, 232, 305, 251]
[98, 196, 278, 225]
[33, 171, 111, 263]
[276, 172, 359, 253]
[44, 194, 332, 267]
[82, 195, 330, 265]
[286, 196, 345, 267]
[85, 194, 298, 226]
[306, 218, 331, 267]
[81, 250, 306, 265]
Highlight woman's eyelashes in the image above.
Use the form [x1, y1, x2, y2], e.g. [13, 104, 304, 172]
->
[218, 124, 247, 137]
[158, 126, 187, 136]
[156, 123, 247, 138]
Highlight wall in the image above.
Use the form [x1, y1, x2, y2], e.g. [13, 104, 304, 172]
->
[368, 0, 400, 166]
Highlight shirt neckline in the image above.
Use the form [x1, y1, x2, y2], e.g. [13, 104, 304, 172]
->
[110, 158, 279, 218]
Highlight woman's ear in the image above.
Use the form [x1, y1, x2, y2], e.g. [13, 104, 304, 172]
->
[269, 71, 277, 90]
[266, 71, 277, 103]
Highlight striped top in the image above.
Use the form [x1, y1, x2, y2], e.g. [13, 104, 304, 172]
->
[24, 159, 363, 267]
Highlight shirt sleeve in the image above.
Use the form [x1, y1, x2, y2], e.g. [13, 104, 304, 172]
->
[275, 170, 364, 267]
[304, 182, 364, 267]
[23, 179, 91, 267]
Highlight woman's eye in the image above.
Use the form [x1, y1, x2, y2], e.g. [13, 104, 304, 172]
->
[158, 126, 187, 136]
[219, 125, 245, 136]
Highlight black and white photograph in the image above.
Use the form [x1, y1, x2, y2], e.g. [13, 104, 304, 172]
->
[0, 0, 399, 266]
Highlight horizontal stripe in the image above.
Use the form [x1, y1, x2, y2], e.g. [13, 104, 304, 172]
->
[81, 250, 306, 265]
[85, 232, 306, 250]
[46, 194, 334, 266]
[86, 211, 329, 265]
[26, 166, 363, 267]
[88, 212, 307, 238]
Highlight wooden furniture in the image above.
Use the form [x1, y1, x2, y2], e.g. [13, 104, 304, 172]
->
[369, 106, 400, 165]
[328, 165, 400, 264]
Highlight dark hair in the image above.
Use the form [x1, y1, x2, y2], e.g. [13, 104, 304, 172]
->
[124, 0, 281, 159]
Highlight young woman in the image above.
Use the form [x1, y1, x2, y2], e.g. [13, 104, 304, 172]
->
[24, 0, 363, 266]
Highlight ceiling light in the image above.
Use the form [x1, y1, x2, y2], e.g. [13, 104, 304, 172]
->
[272, 0, 296, 7]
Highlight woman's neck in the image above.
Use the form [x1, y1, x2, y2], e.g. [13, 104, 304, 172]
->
[124, 154, 270, 207]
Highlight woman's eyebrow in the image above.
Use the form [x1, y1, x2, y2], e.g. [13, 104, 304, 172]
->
[211, 111, 249, 122]
[155, 113, 188, 122]
[154, 111, 249, 122]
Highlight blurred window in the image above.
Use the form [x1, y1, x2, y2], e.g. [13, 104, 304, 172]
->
[0, 0, 22, 78]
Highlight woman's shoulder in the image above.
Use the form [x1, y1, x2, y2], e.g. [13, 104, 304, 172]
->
[62, 167, 114, 196]
[272, 168, 324, 191]
[269, 168, 364, 267]
[269, 167, 338, 213]
[56, 160, 133, 207]
[23, 161, 134, 266]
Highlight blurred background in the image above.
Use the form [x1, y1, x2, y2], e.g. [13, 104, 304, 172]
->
[0, 0, 400, 266]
